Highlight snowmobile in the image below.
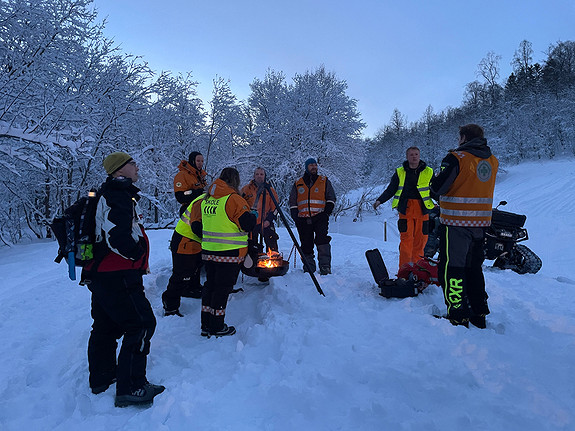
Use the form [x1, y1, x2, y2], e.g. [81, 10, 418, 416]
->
[424, 201, 542, 274]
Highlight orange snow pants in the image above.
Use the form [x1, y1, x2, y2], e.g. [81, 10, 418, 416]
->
[397, 199, 429, 271]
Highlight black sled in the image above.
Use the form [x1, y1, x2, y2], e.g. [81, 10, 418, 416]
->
[365, 249, 419, 298]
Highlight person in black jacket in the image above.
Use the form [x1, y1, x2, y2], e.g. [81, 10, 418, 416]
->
[82, 151, 164, 408]
[373, 147, 436, 272]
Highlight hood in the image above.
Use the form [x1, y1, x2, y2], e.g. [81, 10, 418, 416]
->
[206, 178, 237, 199]
[177, 160, 194, 173]
[456, 137, 493, 159]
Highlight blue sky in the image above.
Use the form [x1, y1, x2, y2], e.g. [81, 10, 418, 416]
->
[90, 0, 575, 137]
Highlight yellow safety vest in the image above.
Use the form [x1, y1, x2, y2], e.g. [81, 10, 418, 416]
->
[201, 194, 248, 251]
[175, 194, 205, 243]
[392, 166, 435, 210]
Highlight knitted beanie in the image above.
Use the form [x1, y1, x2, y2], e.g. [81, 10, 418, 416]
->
[103, 152, 133, 175]
[305, 158, 317, 172]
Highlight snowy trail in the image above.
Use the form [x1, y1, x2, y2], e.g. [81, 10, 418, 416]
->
[0, 159, 574, 431]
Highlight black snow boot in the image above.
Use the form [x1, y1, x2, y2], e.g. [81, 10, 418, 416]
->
[317, 243, 332, 275]
[469, 315, 487, 329]
[203, 324, 236, 338]
[114, 382, 165, 408]
[91, 377, 116, 395]
[302, 254, 316, 273]
[164, 308, 183, 317]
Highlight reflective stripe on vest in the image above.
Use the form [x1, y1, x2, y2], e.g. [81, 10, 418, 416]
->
[439, 152, 498, 227]
[392, 166, 435, 210]
[175, 193, 205, 242]
[296, 176, 327, 217]
[201, 194, 248, 251]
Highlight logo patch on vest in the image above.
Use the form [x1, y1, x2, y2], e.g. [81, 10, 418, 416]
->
[314, 187, 319, 193]
[476, 160, 492, 182]
[176, 182, 182, 187]
[298, 187, 305, 194]
[203, 197, 219, 215]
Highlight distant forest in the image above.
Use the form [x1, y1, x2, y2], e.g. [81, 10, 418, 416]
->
[366, 40, 575, 182]
[1, 0, 574, 244]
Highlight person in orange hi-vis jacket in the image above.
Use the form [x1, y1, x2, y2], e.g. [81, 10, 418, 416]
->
[241, 167, 280, 253]
[174, 151, 207, 216]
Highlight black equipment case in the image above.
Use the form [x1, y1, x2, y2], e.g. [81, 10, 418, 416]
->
[365, 249, 418, 298]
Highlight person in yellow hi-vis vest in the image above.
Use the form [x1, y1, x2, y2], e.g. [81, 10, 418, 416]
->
[373, 146, 436, 272]
[430, 124, 498, 328]
[191, 168, 256, 338]
[161, 193, 206, 317]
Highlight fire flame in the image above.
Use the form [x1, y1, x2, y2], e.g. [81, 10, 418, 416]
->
[257, 250, 283, 268]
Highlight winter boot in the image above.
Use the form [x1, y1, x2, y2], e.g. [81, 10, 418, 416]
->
[469, 315, 487, 329]
[91, 377, 116, 395]
[203, 323, 236, 338]
[317, 243, 332, 275]
[161, 292, 181, 316]
[211, 324, 236, 337]
[114, 382, 165, 408]
[164, 308, 183, 317]
[302, 254, 316, 273]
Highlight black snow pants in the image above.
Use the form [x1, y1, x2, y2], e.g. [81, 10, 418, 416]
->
[201, 260, 241, 333]
[295, 213, 331, 272]
[87, 272, 156, 395]
[162, 249, 203, 311]
[438, 224, 489, 322]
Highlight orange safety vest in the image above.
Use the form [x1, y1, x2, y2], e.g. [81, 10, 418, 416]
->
[241, 181, 277, 225]
[295, 175, 327, 217]
[439, 151, 498, 227]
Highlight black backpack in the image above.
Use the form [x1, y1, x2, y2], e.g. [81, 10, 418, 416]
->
[50, 188, 101, 280]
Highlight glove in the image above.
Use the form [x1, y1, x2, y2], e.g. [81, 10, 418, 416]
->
[325, 202, 334, 216]
[290, 208, 299, 221]
[373, 200, 380, 210]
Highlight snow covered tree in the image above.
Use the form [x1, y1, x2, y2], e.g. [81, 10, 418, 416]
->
[130, 72, 206, 225]
[542, 40, 575, 96]
[245, 67, 364, 204]
[477, 51, 503, 106]
[203, 77, 248, 179]
[0, 0, 204, 240]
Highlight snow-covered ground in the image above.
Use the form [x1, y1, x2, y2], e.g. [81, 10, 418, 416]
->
[1, 159, 574, 431]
